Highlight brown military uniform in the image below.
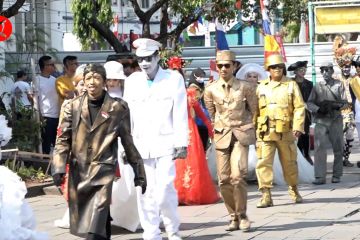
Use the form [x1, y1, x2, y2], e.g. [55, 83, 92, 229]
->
[255, 76, 305, 189]
[204, 77, 257, 221]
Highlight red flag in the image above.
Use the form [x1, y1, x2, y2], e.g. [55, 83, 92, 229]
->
[209, 59, 218, 81]
[112, 15, 119, 38]
[275, 33, 287, 62]
[235, 0, 242, 10]
[167, 20, 172, 29]
[193, 21, 199, 31]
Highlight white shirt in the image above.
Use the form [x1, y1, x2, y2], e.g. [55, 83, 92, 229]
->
[12, 81, 32, 109]
[355, 99, 360, 123]
[0, 76, 15, 111]
[36, 75, 60, 118]
[124, 68, 188, 159]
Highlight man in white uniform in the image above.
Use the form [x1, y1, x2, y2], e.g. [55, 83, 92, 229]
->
[123, 38, 188, 240]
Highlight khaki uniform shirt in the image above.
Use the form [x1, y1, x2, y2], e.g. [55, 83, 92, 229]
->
[204, 77, 258, 148]
[256, 76, 305, 141]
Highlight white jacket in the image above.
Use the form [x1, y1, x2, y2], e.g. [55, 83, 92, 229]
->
[123, 67, 188, 159]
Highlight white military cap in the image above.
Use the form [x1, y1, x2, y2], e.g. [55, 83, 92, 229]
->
[104, 61, 126, 80]
[133, 38, 162, 57]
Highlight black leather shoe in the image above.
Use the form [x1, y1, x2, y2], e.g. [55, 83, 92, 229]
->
[312, 178, 325, 185]
[331, 177, 340, 183]
[343, 160, 354, 167]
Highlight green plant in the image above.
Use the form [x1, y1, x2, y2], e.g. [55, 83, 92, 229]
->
[4, 159, 48, 182]
[6, 106, 43, 152]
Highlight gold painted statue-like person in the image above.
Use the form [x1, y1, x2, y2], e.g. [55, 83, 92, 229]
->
[255, 54, 305, 208]
[204, 50, 257, 232]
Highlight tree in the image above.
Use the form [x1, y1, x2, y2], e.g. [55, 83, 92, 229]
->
[71, 0, 240, 52]
[0, 0, 26, 18]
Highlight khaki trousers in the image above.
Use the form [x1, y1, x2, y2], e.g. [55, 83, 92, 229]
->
[256, 140, 298, 189]
[216, 136, 248, 220]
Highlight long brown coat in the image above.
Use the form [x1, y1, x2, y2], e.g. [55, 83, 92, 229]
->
[204, 77, 258, 148]
[52, 93, 145, 238]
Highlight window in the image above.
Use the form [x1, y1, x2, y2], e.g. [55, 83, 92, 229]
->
[141, 0, 149, 8]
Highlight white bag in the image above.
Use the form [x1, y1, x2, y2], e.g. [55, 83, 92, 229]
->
[206, 141, 218, 182]
[110, 139, 140, 232]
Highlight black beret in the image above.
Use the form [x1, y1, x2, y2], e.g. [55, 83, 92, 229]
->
[287, 61, 308, 71]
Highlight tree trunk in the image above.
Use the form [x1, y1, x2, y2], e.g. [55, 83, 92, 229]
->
[1, 0, 26, 18]
[142, 21, 151, 38]
[159, 2, 168, 45]
[90, 17, 125, 53]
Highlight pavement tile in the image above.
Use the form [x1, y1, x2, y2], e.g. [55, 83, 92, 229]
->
[27, 139, 360, 239]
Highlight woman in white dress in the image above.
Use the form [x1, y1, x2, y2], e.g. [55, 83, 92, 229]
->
[236, 63, 314, 185]
[105, 61, 141, 232]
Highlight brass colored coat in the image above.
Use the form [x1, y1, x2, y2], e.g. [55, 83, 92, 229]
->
[255, 76, 305, 142]
[204, 77, 258, 148]
[52, 93, 145, 238]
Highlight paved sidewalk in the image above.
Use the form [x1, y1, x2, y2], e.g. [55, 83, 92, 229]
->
[30, 148, 360, 240]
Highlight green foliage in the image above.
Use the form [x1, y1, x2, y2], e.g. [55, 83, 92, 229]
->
[159, 45, 192, 69]
[72, 0, 113, 50]
[6, 107, 42, 152]
[4, 159, 47, 182]
[282, 21, 301, 43]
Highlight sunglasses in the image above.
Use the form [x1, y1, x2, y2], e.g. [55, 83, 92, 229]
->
[320, 68, 332, 73]
[269, 64, 284, 70]
[216, 64, 231, 69]
[137, 55, 154, 62]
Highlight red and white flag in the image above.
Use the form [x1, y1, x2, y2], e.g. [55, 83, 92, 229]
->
[113, 15, 119, 38]
[209, 59, 218, 81]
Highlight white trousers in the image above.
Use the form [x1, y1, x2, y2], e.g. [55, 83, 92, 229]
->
[137, 155, 180, 240]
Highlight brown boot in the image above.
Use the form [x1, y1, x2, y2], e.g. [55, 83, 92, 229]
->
[256, 188, 273, 208]
[288, 185, 303, 203]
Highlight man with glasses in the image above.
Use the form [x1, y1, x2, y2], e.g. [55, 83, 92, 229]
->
[36, 55, 60, 154]
[123, 38, 188, 240]
[204, 50, 257, 232]
[255, 54, 305, 207]
[288, 61, 313, 165]
[307, 62, 347, 184]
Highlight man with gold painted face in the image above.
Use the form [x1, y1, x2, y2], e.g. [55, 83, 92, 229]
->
[204, 50, 257, 232]
[52, 64, 146, 240]
[124, 38, 188, 240]
[255, 54, 305, 208]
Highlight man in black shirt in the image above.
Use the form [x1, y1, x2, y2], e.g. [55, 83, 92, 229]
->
[288, 61, 314, 165]
[52, 64, 146, 240]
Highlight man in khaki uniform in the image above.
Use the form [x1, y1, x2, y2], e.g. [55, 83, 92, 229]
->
[204, 50, 257, 232]
[255, 54, 305, 208]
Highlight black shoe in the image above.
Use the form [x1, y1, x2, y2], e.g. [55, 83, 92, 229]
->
[331, 177, 340, 183]
[343, 160, 354, 167]
[357, 161, 360, 168]
[312, 178, 326, 185]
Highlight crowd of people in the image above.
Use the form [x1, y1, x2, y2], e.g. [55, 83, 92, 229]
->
[1, 36, 360, 240]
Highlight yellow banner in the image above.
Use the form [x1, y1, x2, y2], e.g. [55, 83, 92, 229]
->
[315, 6, 360, 34]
